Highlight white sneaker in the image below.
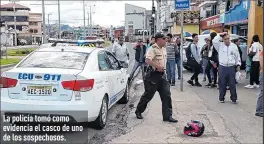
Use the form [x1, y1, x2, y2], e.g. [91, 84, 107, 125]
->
[245, 84, 254, 89]
[254, 84, 260, 88]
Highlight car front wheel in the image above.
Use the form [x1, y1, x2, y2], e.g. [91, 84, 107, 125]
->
[93, 96, 108, 130]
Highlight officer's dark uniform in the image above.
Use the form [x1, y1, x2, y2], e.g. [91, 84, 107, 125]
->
[135, 33, 177, 123]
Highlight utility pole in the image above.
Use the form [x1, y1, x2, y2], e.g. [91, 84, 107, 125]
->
[90, 6, 92, 36]
[47, 13, 52, 38]
[87, 12, 90, 36]
[142, 12, 145, 42]
[30, 2, 57, 42]
[42, 0, 46, 43]
[58, 0, 61, 39]
[12, 1, 17, 46]
[83, 0, 86, 37]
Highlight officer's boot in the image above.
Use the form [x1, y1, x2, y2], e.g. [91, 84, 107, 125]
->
[171, 81, 175, 86]
[168, 80, 171, 85]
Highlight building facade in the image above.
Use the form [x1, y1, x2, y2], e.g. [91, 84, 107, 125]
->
[158, 0, 204, 35]
[125, 3, 146, 41]
[28, 13, 42, 44]
[199, 0, 225, 33]
[224, 0, 250, 37]
[0, 3, 43, 45]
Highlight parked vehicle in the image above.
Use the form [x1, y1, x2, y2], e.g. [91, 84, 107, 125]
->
[183, 34, 247, 71]
[1, 44, 129, 130]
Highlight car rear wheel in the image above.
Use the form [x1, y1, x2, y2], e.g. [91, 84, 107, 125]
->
[93, 96, 108, 130]
[118, 82, 129, 104]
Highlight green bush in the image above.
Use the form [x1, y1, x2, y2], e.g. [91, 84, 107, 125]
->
[9, 48, 36, 56]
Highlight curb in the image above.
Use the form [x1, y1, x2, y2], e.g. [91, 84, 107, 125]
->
[1, 64, 16, 69]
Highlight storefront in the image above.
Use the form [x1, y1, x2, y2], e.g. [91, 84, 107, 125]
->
[224, 0, 250, 37]
[200, 14, 223, 33]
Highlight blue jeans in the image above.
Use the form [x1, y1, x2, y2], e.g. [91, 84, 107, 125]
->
[175, 57, 181, 79]
[166, 59, 176, 82]
[130, 61, 145, 79]
[256, 73, 263, 114]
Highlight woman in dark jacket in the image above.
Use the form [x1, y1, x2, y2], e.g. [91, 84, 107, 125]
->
[205, 32, 218, 88]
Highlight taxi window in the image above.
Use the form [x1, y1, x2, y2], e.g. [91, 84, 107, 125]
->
[98, 51, 110, 71]
[17, 51, 89, 70]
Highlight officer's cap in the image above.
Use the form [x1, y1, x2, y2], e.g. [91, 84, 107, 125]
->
[154, 33, 165, 40]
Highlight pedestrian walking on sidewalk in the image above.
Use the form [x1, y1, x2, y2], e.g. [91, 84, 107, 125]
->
[245, 35, 263, 89]
[135, 33, 178, 123]
[187, 33, 202, 87]
[112, 36, 130, 64]
[212, 32, 241, 103]
[175, 37, 181, 80]
[129, 38, 147, 82]
[165, 33, 177, 86]
[255, 50, 263, 117]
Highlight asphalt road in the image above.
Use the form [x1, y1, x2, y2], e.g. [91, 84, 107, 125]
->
[1, 43, 140, 144]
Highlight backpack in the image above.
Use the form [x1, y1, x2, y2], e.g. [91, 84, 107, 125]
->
[186, 43, 194, 61]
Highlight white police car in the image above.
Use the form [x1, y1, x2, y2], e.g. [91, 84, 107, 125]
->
[1, 45, 130, 129]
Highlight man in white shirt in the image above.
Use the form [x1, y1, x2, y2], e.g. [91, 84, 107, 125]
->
[112, 37, 129, 64]
[212, 33, 241, 104]
[245, 35, 263, 89]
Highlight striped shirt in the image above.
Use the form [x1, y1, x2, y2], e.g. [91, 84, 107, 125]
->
[166, 42, 176, 60]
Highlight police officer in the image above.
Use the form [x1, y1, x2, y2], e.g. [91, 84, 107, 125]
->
[135, 33, 178, 123]
[212, 32, 241, 103]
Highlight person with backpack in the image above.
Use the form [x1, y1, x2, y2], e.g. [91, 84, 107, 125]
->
[187, 33, 202, 87]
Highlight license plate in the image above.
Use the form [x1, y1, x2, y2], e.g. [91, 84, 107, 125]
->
[27, 86, 52, 96]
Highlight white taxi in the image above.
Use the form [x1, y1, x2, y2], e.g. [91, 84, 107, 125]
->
[1, 45, 130, 129]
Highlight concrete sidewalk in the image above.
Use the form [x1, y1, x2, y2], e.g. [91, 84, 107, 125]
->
[109, 81, 263, 143]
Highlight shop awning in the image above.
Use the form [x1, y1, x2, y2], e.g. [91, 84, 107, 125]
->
[224, 0, 250, 25]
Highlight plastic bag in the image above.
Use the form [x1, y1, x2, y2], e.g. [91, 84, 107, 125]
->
[235, 71, 241, 81]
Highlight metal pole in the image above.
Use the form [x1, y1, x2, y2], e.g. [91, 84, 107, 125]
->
[5, 22, 8, 59]
[142, 13, 145, 42]
[47, 14, 51, 38]
[90, 6, 92, 36]
[42, 0, 46, 44]
[83, 0, 86, 37]
[87, 12, 89, 36]
[13, 4, 17, 46]
[58, 0, 61, 39]
[180, 11, 184, 91]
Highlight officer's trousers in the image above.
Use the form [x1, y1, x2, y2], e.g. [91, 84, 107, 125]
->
[135, 72, 173, 119]
[218, 65, 237, 101]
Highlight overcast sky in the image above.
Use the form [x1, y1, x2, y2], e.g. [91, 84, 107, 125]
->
[1, 1, 153, 27]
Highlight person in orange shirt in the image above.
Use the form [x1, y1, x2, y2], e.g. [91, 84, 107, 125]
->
[256, 50, 263, 117]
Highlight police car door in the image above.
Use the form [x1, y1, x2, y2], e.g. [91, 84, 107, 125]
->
[105, 52, 124, 105]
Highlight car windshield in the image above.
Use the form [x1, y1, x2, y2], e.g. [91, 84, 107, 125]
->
[17, 51, 89, 70]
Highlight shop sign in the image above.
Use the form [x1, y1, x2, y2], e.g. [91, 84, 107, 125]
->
[201, 15, 222, 30]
